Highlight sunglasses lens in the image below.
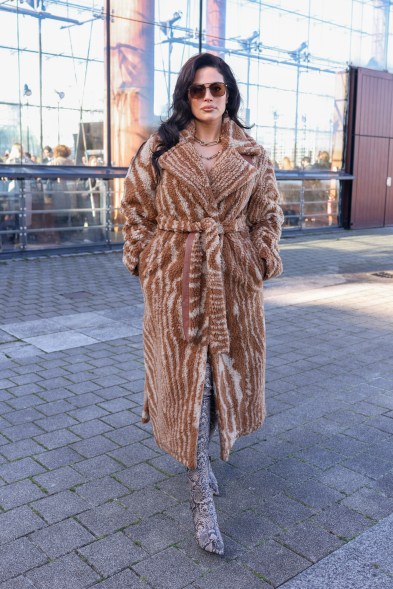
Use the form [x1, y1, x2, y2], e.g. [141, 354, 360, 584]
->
[210, 83, 226, 97]
[189, 85, 205, 99]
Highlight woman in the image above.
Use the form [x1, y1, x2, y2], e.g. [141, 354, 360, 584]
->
[5, 144, 33, 240]
[121, 53, 283, 556]
[46, 144, 75, 234]
[6, 143, 30, 164]
[48, 144, 74, 166]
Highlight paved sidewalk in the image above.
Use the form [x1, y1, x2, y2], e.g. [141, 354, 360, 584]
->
[0, 227, 392, 588]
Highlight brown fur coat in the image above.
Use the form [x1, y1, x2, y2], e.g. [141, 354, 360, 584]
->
[121, 117, 284, 468]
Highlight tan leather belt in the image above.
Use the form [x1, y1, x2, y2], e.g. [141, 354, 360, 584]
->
[157, 215, 248, 354]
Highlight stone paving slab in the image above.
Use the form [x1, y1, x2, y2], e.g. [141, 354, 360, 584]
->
[1, 313, 142, 354]
[24, 331, 99, 353]
[25, 552, 100, 588]
[280, 512, 393, 588]
[1, 319, 69, 339]
[0, 227, 393, 588]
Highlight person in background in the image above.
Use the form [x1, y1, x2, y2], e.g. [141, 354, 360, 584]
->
[24, 152, 35, 164]
[46, 145, 75, 235]
[42, 146, 53, 164]
[280, 155, 293, 170]
[6, 143, 30, 164]
[48, 144, 74, 166]
[301, 156, 312, 170]
[313, 150, 331, 170]
[3, 144, 33, 240]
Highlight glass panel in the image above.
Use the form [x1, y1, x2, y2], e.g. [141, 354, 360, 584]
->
[0, 0, 105, 166]
[278, 180, 302, 229]
[388, 5, 393, 70]
[108, 178, 124, 244]
[201, 0, 348, 170]
[26, 176, 108, 247]
[309, 20, 351, 64]
[310, 0, 353, 27]
[351, 0, 388, 69]
[303, 179, 339, 228]
[277, 178, 339, 229]
[0, 178, 22, 252]
[41, 4, 105, 165]
[0, 103, 20, 161]
[1, 174, 125, 250]
[109, 2, 201, 165]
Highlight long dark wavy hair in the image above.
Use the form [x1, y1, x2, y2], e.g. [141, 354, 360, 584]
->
[152, 52, 247, 176]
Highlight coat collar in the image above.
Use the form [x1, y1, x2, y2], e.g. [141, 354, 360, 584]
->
[177, 116, 262, 155]
[158, 117, 262, 215]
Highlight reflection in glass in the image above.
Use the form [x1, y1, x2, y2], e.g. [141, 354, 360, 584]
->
[1, 0, 390, 169]
[0, 177, 22, 250]
[0, 0, 104, 165]
[0, 174, 129, 252]
[278, 179, 339, 229]
[0, 0, 391, 249]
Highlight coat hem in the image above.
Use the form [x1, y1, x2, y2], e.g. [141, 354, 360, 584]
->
[140, 413, 267, 469]
[219, 414, 266, 462]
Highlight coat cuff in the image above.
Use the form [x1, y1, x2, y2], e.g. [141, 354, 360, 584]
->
[122, 245, 141, 277]
[256, 245, 282, 281]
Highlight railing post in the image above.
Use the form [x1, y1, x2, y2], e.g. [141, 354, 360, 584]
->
[337, 179, 342, 227]
[300, 180, 305, 230]
[19, 179, 27, 250]
[105, 179, 111, 246]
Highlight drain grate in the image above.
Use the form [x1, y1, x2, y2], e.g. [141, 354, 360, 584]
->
[372, 272, 393, 279]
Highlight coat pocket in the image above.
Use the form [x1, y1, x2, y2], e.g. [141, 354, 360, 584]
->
[224, 234, 263, 291]
[248, 240, 266, 281]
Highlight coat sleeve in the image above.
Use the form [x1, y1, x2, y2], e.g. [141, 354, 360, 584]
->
[121, 136, 158, 276]
[247, 152, 284, 280]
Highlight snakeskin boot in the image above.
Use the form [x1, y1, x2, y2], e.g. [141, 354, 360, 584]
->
[187, 358, 224, 555]
[208, 389, 220, 496]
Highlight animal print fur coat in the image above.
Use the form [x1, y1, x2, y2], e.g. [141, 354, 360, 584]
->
[121, 116, 284, 469]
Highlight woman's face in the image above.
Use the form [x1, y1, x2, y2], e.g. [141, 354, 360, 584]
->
[188, 67, 227, 125]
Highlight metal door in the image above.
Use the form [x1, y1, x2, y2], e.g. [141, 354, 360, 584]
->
[351, 136, 389, 228]
[385, 140, 393, 225]
[350, 68, 393, 228]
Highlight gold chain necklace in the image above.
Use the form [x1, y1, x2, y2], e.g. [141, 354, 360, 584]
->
[198, 150, 222, 161]
[193, 135, 221, 147]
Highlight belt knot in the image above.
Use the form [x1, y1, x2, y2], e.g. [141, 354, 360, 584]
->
[200, 217, 223, 234]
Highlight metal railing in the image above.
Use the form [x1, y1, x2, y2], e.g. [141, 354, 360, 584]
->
[0, 165, 353, 256]
[275, 172, 350, 230]
[0, 165, 125, 255]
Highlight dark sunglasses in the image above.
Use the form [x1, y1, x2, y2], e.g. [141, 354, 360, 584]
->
[188, 82, 227, 99]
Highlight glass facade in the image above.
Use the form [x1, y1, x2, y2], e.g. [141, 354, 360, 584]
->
[0, 1, 105, 165]
[0, 0, 392, 252]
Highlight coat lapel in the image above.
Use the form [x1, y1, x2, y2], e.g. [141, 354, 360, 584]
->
[158, 117, 263, 214]
[209, 117, 262, 205]
[158, 128, 218, 217]
[208, 147, 260, 205]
